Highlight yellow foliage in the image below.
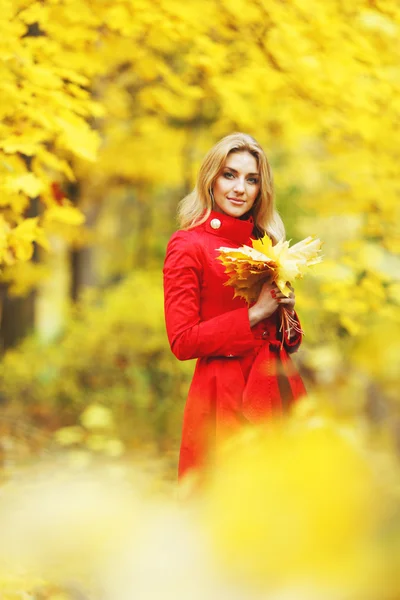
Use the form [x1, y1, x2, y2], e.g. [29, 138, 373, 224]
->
[55, 116, 100, 162]
[80, 404, 115, 430]
[0, 1, 399, 594]
[0, 271, 192, 459]
[351, 317, 400, 385]
[54, 426, 85, 447]
[203, 418, 393, 594]
[44, 205, 86, 226]
[218, 235, 323, 302]
[4, 218, 49, 264]
[5, 173, 43, 197]
[0, 261, 51, 296]
[0, 415, 399, 599]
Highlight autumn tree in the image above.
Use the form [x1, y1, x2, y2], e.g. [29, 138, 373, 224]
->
[0, 0, 398, 423]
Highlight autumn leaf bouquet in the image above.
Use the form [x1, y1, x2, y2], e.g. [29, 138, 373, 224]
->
[217, 235, 323, 338]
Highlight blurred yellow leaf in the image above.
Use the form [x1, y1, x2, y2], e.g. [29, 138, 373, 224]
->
[80, 404, 114, 430]
[6, 173, 43, 197]
[204, 420, 384, 590]
[54, 426, 85, 446]
[340, 314, 362, 336]
[387, 282, 400, 305]
[104, 439, 125, 458]
[44, 205, 86, 226]
[56, 117, 100, 162]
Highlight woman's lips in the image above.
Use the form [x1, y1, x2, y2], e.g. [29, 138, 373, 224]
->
[227, 197, 245, 205]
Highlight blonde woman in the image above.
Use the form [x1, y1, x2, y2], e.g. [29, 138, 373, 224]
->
[163, 133, 306, 480]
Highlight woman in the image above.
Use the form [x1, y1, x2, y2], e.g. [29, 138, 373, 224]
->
[163, 133, 306, 480]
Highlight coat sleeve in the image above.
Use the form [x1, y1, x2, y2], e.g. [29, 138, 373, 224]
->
[163, 231, 258, 361]
[281, 310, 302, 354]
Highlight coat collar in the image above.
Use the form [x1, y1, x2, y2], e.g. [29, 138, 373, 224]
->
[204, 210, 254, 245]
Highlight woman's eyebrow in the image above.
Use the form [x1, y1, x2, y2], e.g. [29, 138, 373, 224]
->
[224, 166, 259, 176]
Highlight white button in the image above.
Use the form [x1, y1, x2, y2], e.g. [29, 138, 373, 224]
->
[210, 218, 221, 230]
[226, 354, 234, 357]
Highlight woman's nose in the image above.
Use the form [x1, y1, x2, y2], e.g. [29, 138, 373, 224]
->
[233, 178, 245, 193]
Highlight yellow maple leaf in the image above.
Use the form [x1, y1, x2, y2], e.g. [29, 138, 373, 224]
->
[56, 116, 100, 162]
[218, 234, 323, 302]
[44, 205, 86, 226]
[5, 173, 43, 197]
[6, 218, 50, 263]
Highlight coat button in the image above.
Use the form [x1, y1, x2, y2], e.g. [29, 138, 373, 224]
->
[262, 330, 269, 339]
[210, 218, 221, 230]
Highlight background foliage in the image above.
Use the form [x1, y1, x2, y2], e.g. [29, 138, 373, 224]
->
[0, 0, 399, 597]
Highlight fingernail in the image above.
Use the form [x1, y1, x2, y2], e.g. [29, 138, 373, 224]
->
[270, 290, 275, 298]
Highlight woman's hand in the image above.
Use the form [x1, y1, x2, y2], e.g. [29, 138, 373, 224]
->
[248, 282, 295, 327]
[277, 283, 296, 315]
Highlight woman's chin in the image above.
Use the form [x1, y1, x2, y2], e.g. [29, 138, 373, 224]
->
[215, 203, 249, 218]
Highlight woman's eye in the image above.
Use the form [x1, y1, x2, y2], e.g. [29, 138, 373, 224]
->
[248, 178, 259, 184]
[223, 172, 234, 179]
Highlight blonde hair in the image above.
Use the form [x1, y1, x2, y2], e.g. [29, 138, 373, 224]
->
[177, 132, 285, 243]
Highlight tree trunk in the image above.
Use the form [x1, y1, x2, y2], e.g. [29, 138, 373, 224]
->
[0, 287, 36, 352]
[0, 197, 39, 352]
[69, 184, 100, 302]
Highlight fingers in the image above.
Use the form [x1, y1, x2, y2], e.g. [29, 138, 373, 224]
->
[273, 290, 295, 300]
[264, 282, 295, 301]
[278, 297, 296, 315]
[278, 297, 295, 305]
[262, 281, 294, 293]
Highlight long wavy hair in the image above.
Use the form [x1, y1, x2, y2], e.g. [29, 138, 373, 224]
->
[177, 132, 285, 243]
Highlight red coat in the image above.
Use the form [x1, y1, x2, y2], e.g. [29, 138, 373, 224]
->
[163, 210, 306, 479]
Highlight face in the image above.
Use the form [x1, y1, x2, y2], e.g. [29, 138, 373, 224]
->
[212, 151, 260, 218]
